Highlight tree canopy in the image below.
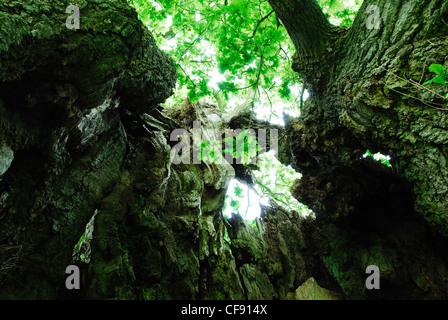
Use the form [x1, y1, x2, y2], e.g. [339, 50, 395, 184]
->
[129, 0, 362, 123]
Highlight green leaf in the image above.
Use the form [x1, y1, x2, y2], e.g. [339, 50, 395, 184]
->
[236, 131, 246, 141]
[428, 64, 446, 76]
[131, 0, 362, 119]
[432, 76, 447, 86]
[279, 81, 291, 98]
[234, 185, 243, 197]
[230, 199, 240, 210]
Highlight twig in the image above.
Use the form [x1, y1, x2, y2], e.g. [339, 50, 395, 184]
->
[220, 44, 264, 100]
[177, 20, 213, 65]
[219, 83, 255, 91]
[254, 44, 264, 88]
[245, 185, 251, 219]
[380, 65, 447, 99]
[177, 64, 196, 89]
[379, 65, 448, 110]
[261, 86, 273, 122]
[253, 177, 290, 207]
[250, 10, 274, 38]
[386, 86, 448, 111]
[419, 60, 426, 84]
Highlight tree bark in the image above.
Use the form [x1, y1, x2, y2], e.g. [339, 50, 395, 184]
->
[270, 0, 448, 233]
[269, 0, 448, 299]
[1, 0, 448, 301]
[268, 0, 338, 59]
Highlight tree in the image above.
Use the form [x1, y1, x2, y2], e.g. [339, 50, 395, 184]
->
[130, 0, 448, 231]
[268, 0, 448, 233]
[2, 0, 448, 301]
[129, 0, 365, 215]
[130, 0, 294, 118]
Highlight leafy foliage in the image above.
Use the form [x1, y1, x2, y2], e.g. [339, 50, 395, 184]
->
[424, 64, 448, 86]
[195, 139, 223, 164]
[252, 152, 312, 215]
[128, 0, 361, 121]
[129, 0, 360, 219]
[318, 0, 362, 27]
[195, 129, 260, 165]
[423, 64, 448, 98]
[223, 153, 313, 220]
[363, 149, 392, 167]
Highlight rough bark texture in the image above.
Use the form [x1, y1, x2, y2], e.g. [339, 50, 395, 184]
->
[0, 0, 176, 299]
[1, 0, 448, 301]
[268, 0, 339, 59]
[0, 0, 309, 300]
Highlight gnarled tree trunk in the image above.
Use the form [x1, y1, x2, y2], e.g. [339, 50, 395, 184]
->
[270, 0, 448, 298]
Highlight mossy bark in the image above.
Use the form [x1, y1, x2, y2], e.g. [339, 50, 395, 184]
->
[0, 0, 176, 299]
[270, 0, 448, 299]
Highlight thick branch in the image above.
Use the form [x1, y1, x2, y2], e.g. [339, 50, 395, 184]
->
[268, 0, 336, 59]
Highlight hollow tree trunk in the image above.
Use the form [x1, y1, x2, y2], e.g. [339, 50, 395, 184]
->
[1, 0, 448, 301]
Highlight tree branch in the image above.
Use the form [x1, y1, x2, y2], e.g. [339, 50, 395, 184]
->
[268, 0, 337, 59]
[250, 9, 275, 38]
[177, 20, 213, 65]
